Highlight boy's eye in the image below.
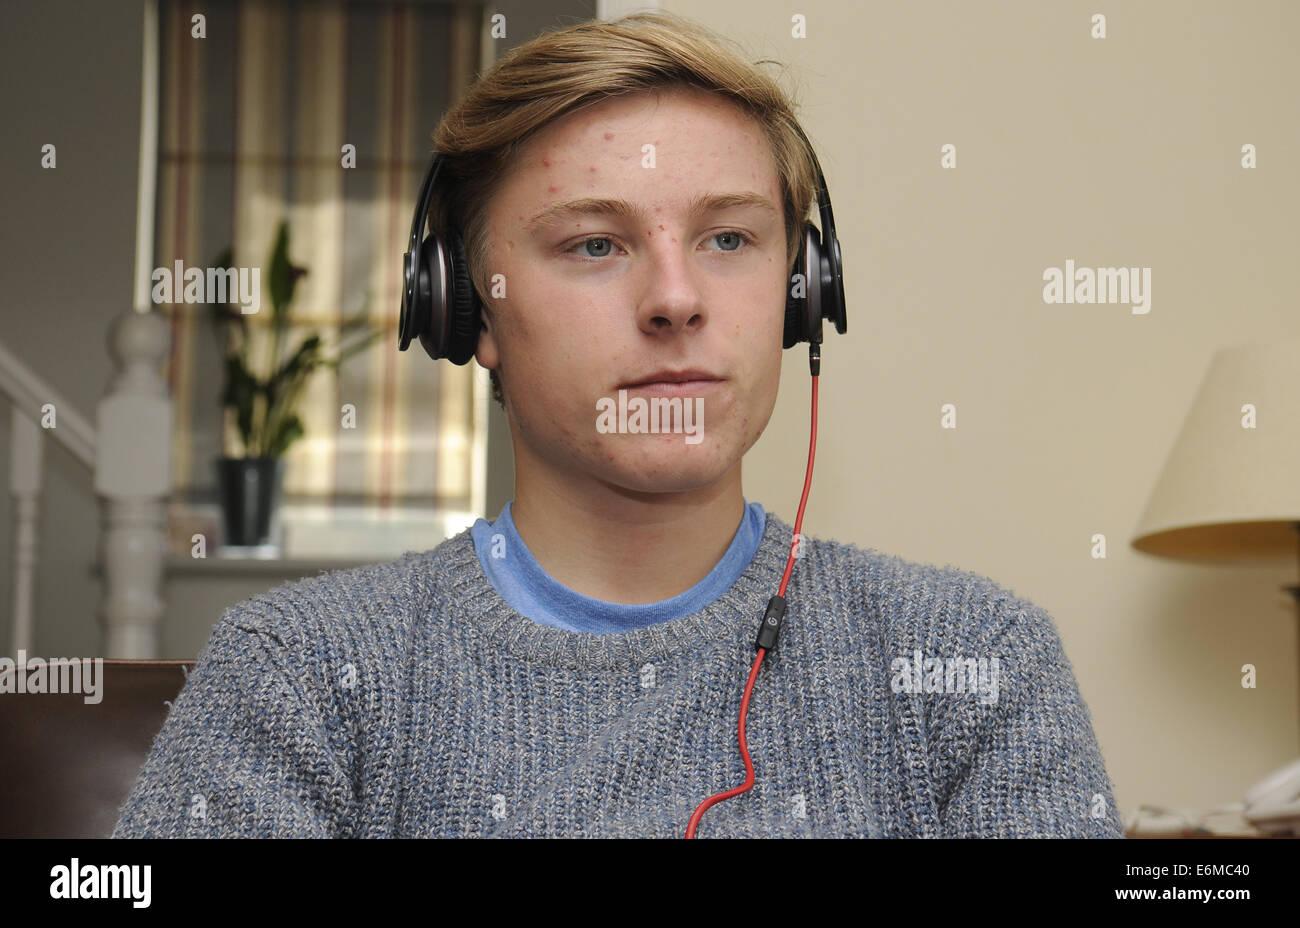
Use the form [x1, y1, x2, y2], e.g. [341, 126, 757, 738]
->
[575, 237, 616, 258]
[712, 231, 745, 251]
[566, 231, 753, 259]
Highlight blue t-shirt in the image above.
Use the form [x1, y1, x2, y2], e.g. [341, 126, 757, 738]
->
[469, 499, 766, 632]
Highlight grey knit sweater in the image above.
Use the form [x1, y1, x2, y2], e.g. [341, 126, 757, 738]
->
[112, 512, 1124, 838]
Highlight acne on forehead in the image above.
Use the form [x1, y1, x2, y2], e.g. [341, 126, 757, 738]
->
[512, 103, 777, 224]
[538, 128, 613, 169]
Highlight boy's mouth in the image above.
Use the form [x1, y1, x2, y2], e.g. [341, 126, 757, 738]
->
[620, 380, 723, 397]
[620, 368, 723, 390]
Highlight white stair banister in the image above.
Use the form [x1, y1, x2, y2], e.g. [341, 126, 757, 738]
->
[2, 337, 98, 655]
[93, 309, 172, 658]
[0, 339, 97, 468]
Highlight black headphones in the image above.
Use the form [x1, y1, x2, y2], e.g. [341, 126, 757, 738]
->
[399, 120, 846, 363]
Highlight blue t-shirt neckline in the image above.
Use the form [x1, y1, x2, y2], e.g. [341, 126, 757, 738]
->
[470, 499, 767, 633]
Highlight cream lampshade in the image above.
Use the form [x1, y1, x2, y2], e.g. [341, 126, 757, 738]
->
[1132, 335, 1300, 564]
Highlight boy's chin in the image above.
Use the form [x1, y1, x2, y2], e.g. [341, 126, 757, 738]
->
[599, 441, 737, 493]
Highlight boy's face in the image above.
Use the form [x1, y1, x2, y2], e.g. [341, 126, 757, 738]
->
[476, 85, 789, 496]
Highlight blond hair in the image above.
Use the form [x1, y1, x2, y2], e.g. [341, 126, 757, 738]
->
[429, 11, 820, 406]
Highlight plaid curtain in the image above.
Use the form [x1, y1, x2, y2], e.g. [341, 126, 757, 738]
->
[155, 0, 481, 511]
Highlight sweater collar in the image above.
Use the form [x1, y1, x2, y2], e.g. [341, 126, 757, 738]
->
[422, 509, 795, 670]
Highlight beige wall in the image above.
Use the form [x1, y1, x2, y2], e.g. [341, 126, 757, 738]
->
[660, 0, 1300, 821]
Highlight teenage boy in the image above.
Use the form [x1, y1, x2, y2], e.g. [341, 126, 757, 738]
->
[114, 11, 1122, 839]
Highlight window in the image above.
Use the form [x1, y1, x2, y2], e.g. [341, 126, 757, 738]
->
[154, 0, 486, 556]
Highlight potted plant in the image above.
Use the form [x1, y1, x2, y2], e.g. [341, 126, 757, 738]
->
[207, 220, 382, 548]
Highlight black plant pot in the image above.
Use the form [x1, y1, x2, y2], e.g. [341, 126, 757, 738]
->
[216, 456, 285, 547]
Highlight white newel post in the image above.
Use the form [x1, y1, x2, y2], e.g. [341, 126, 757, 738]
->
[94, 309, 173, 658]
[7, 406, 44, 654]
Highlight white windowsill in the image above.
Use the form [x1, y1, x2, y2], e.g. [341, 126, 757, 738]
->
[162, 499, 478, 574]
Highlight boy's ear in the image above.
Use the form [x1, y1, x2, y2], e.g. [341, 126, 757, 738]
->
[474, 307, 499, 370]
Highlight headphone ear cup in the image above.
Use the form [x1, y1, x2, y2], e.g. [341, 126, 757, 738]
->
[399, 239, 428, 354]
[445, 230, 482, 365]
[784, 222, 818, 348]
[412, 231, 448, 362]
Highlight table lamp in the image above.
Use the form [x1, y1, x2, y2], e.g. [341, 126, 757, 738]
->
[1131, 334, 1300, 835]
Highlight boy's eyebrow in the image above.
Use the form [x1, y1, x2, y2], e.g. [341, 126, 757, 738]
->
[524, 192, 779, 233]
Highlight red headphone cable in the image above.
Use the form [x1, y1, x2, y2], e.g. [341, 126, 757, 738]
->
[684, 342, 821, 838]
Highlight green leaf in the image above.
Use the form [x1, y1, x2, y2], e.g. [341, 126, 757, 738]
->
[265, 411, 304, 457]
[264, 336, 320, 419]
[221, 356, 259, 455]
[268, 221, 293, 319]
[272, 334, 322, 383]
